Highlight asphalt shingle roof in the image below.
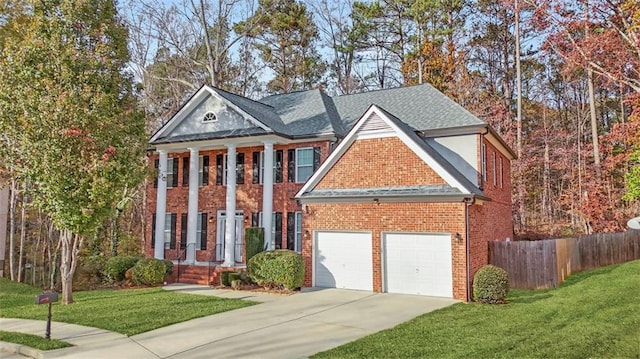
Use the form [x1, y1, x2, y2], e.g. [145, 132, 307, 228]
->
[332, 83, 486, 131]
[259, 89, 345, 137]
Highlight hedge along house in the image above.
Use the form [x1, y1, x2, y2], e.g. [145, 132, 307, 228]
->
[147, 84, 515, 301]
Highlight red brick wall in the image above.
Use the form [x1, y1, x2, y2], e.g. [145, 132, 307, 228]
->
[145, 140, 331, 262]
[301, 202, 468, 300]
[467, 136, 514, 298]
[316, 137, 446, 189]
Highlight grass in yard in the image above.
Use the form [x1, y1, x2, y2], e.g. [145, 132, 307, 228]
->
[0, 330, 71, 350]
[313, 260, 640, 359]
[0, 279, 256, 336]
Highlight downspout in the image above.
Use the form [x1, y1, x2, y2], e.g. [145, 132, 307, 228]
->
[464, 197, 475, 301]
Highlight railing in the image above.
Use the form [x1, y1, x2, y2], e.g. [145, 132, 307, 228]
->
[175, 243, 195, 283]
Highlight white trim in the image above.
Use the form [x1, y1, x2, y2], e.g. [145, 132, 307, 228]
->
[295, 105, 472, 199]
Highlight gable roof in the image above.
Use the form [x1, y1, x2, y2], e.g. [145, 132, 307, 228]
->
[296, 105, 488, 203]
[150, 85, 277, 145]
[333, 83, 486, 132]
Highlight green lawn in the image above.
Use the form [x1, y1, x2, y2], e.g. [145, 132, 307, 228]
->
[313, 260, 640, 359]
[0, 330, 71, 350]
[0, 279, 256, 336]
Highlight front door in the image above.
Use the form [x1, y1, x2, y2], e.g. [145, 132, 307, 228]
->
[216, 210, 244, 263]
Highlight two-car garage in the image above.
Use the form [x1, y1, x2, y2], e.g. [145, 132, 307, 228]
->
[314, 231, 453, 298]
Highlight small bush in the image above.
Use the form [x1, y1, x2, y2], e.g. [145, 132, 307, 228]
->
[131, 258, 168, 286]
[221, 271, 233, 286]
[74, 255, 106, 290]
[104, 256, 140, 283]
[247, 250, 304, 290]
[162, 259, 174, 275]
[473, 264, 509, 304]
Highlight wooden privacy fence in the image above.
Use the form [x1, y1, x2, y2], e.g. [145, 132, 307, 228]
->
[488, 231, 640, 289]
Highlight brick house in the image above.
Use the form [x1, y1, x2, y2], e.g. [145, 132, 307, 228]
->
[147, 84, 515, 301]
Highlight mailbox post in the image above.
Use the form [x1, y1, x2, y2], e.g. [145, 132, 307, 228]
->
[35, 292, 58, 339]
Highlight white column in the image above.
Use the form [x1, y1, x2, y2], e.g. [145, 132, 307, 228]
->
[262, 141, 274, 250]
[186, 147, 199, 263]
[223, 145, 237, 266]
[154, 150, 168, 260]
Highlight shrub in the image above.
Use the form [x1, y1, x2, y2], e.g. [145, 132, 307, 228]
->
[221, 271, 233, 286]
[245, 227, 264, 263]
[74, 255, 106, 290]
[247, 250, 304, 290]
[104, 256, 140, 283]
[162, 259, 174, 275]
[473, 264, 509, 304]
[131, 258, 168, 286]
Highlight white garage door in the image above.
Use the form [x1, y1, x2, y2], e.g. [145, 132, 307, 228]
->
[384, 233, 453, 297]
[315, 231, 373, 291]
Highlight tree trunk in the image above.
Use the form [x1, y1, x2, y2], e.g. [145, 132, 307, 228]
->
[59, 229, 82, 304]
[0, 184, 9, 279]
[9, 178, 17, 281]
[514, 0, 525, 229]
[17, 190, 26, 282]
[587, 68, 601, 178]
[18, 183, 28, 283]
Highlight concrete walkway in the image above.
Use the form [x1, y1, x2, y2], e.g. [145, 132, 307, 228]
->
[0, 286, 457, 359]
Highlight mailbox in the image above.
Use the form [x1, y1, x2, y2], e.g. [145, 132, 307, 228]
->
[35, 292, 59, 305]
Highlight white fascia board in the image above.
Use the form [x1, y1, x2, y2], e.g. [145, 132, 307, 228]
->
[295, 105, 380, 198]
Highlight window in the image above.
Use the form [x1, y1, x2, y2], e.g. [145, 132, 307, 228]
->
[481, 142, 487, 186]
[182, 155, 209, 187]
[166, 158, 178, 188]
[499, 157, 504, 189]
[196, 212, 207, 250]
[155, 157, 178, 188]
[152, 213, 176, 249]
[288, 147, 320, 183]
[216, 153, 244, 185]
[296, 148, 313, 183]
[203, 112, 217, 122]
[163, 213, 173, 248]
[287, 212, 302, 253]
[492, 152, 497, 186]
[180, 213, 208, 250]
[253, 150, 283, 184]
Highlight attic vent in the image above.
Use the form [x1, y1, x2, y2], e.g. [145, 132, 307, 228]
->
[203, 112, 217, 122]
[360, 113, 391, 132]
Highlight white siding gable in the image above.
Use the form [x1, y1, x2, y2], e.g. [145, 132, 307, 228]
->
[433, 135, 479, 187]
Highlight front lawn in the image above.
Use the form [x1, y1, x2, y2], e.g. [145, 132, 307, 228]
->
[0, 279, 256, 336]
[313, 260, 640, 359]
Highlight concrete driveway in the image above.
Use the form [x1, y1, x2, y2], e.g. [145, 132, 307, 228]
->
[1, 287, 457, 359]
